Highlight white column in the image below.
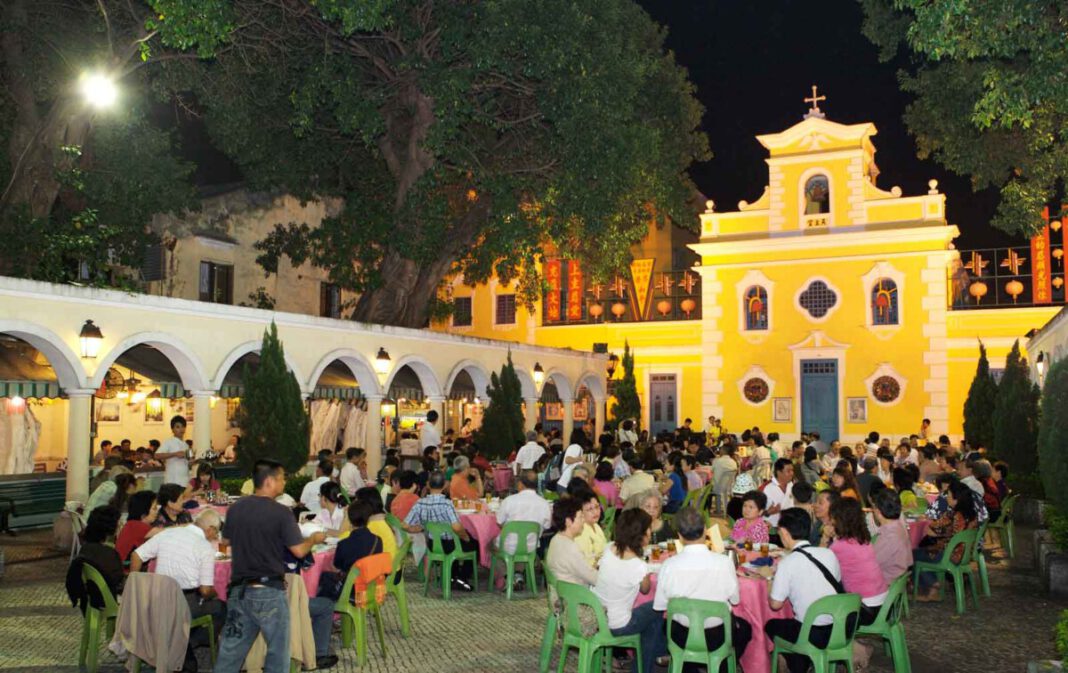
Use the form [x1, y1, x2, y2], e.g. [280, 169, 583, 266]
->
[364, 395, 383, 476]
[593, 396, 606, 441]
[426, 395, 446, 432]
[66, 390, 94, 502]
[562, 397, 575, 443]
[524, 397, 539, 433]
[191, 391, 213, 458]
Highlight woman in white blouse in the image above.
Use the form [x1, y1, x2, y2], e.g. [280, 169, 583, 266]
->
[593, 508, 666, 673]
[314, 481, 347, 536]
[546, 497, 598, 587]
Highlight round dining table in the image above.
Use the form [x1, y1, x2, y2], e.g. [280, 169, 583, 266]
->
[212, 547, 336, 601]
[459, 512, 501, 568]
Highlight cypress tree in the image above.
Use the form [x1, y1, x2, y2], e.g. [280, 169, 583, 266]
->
[992, 340, 1040, 475]
[610, 341, 641, 430]
[1038, 356, 1068, 511]
[236, 322, 310, 475]
[475, 353, 525, 459]
[963, 341, 997, 451]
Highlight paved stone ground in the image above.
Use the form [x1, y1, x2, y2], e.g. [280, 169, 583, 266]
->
[0, 526, 1063, 672]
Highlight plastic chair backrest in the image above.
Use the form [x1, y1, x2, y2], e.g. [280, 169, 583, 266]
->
[797, 593, 861, 650]
[355, 553, 391, 605]
[81, 562, 119, 614]
[556, 580, 611, 639]
[385, 513, 410, 545]
[425, 521, 456, 554]
[666, 597, 733, 653]
[601, 507, 616, 535]
[946, 528, 978, 565]
[873, 573, 908, 626]
[544, 491, 560, 502]
[1000, 493, 1018, 519]
[390, 538, 412, 578]
[498, 521, 541, 556]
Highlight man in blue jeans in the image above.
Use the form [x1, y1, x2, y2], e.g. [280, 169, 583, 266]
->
[214, 459, 339, 672]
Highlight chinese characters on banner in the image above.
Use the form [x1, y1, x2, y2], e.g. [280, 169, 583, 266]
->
[545, 259, 562, 321]
[1032, 225, 1052, 304]
[567, 260, 583, 320]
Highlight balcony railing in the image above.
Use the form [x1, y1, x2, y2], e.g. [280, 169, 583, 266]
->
[950, 243, 1066, 309]
[543, 268, 702, 325]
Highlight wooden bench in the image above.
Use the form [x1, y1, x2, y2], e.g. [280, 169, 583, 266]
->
[0, 475, 68, 533]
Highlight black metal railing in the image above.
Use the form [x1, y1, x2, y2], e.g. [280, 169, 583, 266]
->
[950, 243, 1066, 309]
[542, 268, 702, 325]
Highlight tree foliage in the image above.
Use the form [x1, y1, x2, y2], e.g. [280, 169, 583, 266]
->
[474, 354, 525, 460]
[859, 0, 1068, 236]
[962, 341, 997, 451]
[610, 341, 640, 430]
[1038, 355, 1068, 513]
[170, 0, 709, 326]
[236, 322, 310, 475]
[991, 340, 1040, 475]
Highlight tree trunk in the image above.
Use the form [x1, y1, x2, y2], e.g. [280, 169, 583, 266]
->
[350, 249, 458, 327]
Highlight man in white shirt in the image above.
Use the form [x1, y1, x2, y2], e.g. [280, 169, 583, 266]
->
[496, 470, 551, 561]
[865, 431, 881, 460]
[420, 410, 441, 450]
[512, 431, 545, 473]
[763, 459, 795, 526]
[652, 506, 752, 658]
[766, 508, 844, 673]
[340, 447, 367, 497]
[555, 431, 585, 492]
[130, 508, 225, 670]
[157, 415, 190, 486]
[300, 460, 334, 513]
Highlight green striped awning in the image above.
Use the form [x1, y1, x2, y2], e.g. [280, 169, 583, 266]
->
[219, 384, 244, 399]
[159, 382, 186, 399]
[311, 386, 362, 400]
[0, 380, 61, 398]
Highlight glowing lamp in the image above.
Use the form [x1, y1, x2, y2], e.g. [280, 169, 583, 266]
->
[374, 347, 391, 376]
[533, 362, 545, 386]
[656, 299, 672, 316]
[80, 72, 117, 109]
[1005, 279, 1024, 302]
[79, 320, 103, 358]
[968, 281, 988, 303]
[606, 353, 619, 379]
[611, 302, 627, 320]
[1036, 351, 1046, 378]
[380, 398, 396, 417]
[680, 298, 696, 316]
[588, 303, 604, 319]
[146, 389, 162, 415]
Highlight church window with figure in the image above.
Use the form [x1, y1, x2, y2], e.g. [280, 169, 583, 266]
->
[871, 278, 899, 325]
[744, 285, 768, 330]
[804, 175, 830, 215]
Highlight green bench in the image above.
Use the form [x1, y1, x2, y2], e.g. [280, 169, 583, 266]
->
[0, 476, 68, 533]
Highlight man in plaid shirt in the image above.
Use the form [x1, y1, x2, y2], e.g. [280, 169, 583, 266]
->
[403, 471, 477, 591]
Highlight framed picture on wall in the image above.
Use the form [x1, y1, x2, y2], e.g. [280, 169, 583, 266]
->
[97, 401, 121, 424]
[144, 402, 164, 424]
[184, 398, 196, 424]
[573, 401, 588, 421]
[227, 398, 241, 429]
[544, 402, 563, 421]
[847, 397, 868, 424]
[772, 397, 792, 423]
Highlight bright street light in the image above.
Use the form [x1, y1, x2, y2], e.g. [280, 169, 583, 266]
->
[80, 73, 117, 108]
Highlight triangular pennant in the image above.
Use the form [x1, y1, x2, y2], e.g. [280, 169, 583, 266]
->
[629, 258, 655, 320]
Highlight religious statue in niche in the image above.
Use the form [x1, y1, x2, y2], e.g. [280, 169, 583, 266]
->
[743, 378, 769, 403]
[871, 376, 901, 403]
[804, 175, 830, 215]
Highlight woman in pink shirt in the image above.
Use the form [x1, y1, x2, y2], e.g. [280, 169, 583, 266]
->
[731, 490, 770, 545]
[827, 497, 888, 625]
[593, 462, 623, 508]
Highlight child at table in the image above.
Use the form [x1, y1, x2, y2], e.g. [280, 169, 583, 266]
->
[731, 490, 770, 546]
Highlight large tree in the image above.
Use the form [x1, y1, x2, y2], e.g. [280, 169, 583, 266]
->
[180, 0, 709, 327]
[962, 341, 997, 451]
[992, 340, 1040, 475]
[859, 0, 1068, 236]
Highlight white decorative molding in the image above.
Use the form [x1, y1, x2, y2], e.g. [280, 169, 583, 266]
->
[735, 269, 774, 340]
[736, 365, 775, 407]
[794, 276, 844, 324]
[864, 363, 908, 407]
[860, 260, 906, 336]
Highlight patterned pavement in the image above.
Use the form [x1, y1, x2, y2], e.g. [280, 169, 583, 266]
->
[0, 527, 1064, 672]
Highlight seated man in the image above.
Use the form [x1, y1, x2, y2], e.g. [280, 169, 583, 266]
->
[131, 509, 226, 672]
[653, 507, 751, 670]
[495, 470, 552, 588]
[300, 459, 334, 514]
[766, 508, 850, 673]
[404, 470, 478, 591]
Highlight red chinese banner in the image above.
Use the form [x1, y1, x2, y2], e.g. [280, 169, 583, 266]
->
[567, 260, 583, 320]
[1032, 225, 1052, 304]
[545, 259, 562, 321]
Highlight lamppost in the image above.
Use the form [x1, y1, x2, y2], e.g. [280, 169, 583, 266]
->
[79, 72, 118, 109]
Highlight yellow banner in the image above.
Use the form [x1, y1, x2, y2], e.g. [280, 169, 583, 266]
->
[629, 258, 655, 320]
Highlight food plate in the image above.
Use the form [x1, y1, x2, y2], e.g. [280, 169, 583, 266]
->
[456, 508, 477, 515]
[215, 552, 231, 561]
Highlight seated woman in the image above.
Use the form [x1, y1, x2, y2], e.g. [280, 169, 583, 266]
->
[625, 489, 675, 545]
[314, 482, 347, 536]
[320, 501, 382, 601]
[830, 462, 861, 501]
[893, 467, 924, 516]
[546, 497, 599, 587]
[593, 508, 666, 673]
[153, 483, 192, 528]
[105, 473, 139, 517]
[826, 497, 887, 625]
[352, 486, 398, 562]
[573, 488, 607, 569]
[730, 490, 770, 546]
[449, 455, 484, 500]
[973, 459, 1002, 522]
[75, 506, 125, 597]
[115, 491, 158, 563]
[664, 455, 691, 514]
[914, 480, 979, 602]
[84, 469, 134, 523]
[799, 446, 823, 486]
[188, 463, 221, 499]
[592, 461, 622, 509]
[811, 489, 839, 545]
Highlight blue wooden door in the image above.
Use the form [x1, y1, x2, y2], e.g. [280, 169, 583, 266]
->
[649, 374, 677, 437]
[800, 359, 838, 442]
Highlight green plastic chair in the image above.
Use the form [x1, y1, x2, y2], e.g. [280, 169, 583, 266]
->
[423, 521, 479, 600]
[665, 598, 737, 673]
[601, 507, 617, 539]
[544, 491, 560, 502]
[385, 513, 423, 582]
[539, 565, 560, 673]
[488, 521, 541, 599]
[857, 574, 911, 673]
[79, 563, 119, 673]
[555, 580, 643, 673]
[973, 520, 991, 597]
[333, 552, 390, 665]
[386, 538, 413, 637]
[770, 593, 861, 673]
[986, 493, 1018, 558]
[912, 527, 979, 614]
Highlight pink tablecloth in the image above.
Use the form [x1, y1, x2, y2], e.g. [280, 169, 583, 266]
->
[461, 513, 501, 568]
[187, 504, 229, 518]
[213, 548, 335, 601]
[925, 492, 939, 505]
[493, 467, 513, 495]
[908, 519, 931, 548]
[636, 570, 791, 673]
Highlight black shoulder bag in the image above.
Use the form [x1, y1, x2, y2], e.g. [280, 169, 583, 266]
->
[792, 546, 845, 594]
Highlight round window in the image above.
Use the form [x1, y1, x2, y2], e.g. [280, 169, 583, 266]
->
[743, 378, 769, 403]
[872, 376, 901, 403]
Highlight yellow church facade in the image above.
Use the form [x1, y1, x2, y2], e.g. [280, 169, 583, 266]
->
[435, 110, 1062, 444]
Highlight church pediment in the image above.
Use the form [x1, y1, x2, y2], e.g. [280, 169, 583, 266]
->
[756, 117, 876, 156]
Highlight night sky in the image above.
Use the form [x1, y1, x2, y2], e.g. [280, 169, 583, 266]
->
[178, 0, 1020, 251]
